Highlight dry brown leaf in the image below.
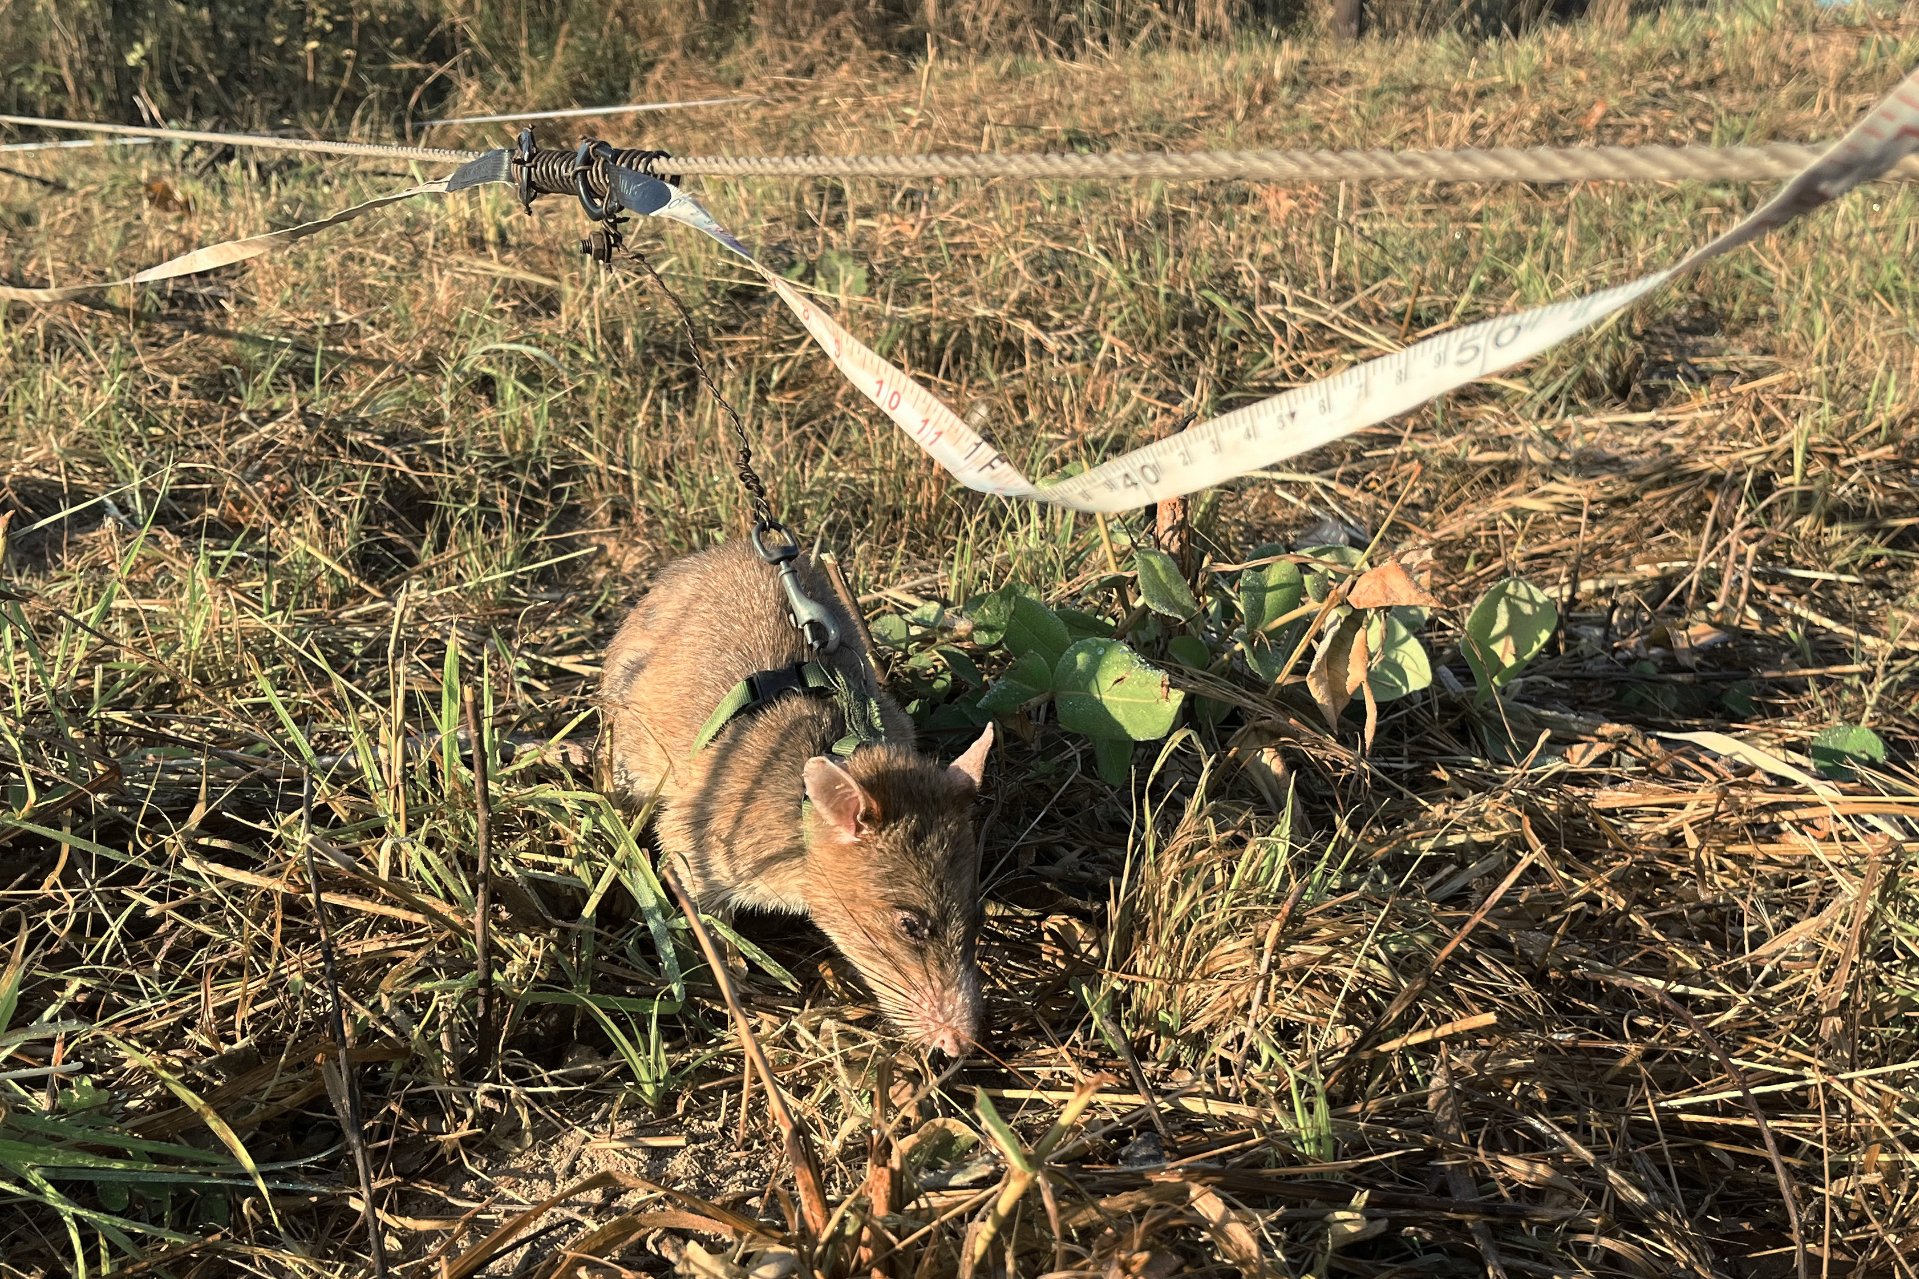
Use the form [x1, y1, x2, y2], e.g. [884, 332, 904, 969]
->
[1580, 98, 1609, 130]
[1307, 614, 1364, 728]
[144, 179, 191, 213]
[1188, 1184, 1268, 1277]
[1345, 621, 1371, 697]
[1492, 1153, 1580, 1193]
[1361, 670, 1380, 756]
[1347, 560, 1440, 611]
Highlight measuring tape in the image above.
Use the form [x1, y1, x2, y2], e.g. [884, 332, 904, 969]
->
[0, 154, 507, 303]
[4, 71, 1916, 512]
[606, 65, 1919, 514]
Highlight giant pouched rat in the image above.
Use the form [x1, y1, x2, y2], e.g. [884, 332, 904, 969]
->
[598, 538, 993, 1055]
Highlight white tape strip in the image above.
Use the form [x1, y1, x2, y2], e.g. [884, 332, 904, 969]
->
[612, 67, 1919, 515]
[0, 151, 508, 303]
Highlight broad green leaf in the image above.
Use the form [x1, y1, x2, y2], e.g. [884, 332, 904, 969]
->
[1004, 595, 1072, 667]
[1368, 614, 1432, 702]
[1810, 724, 1886, 780]
[1240, 545, 1304, 637]
[935, 645, 983, 688]
[962, 583, 1042, 648]
[1462, 578, 1558, 699]
[1168, 634, 1232, 727]
[869, 614, 911, 648]
[1093, 738, 1134, 785]
[1133, 548, 1200, 619]
[1057, 607, 1116, 641]
[1299, 545, 1362, 604]
[1053, 638, 1184, 742]
[978, 652, 1054, 714]
[1166, 635, 1213, 670]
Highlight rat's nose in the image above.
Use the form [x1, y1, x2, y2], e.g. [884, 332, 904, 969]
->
[926, 1025, 967, 1057]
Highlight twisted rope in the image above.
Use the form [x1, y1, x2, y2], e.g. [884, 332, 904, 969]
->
[9, 111, 1919, 184]
[663, 140, 1919, 183]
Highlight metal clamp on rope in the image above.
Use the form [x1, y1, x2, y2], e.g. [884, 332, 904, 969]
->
[634, 148, 677, 185]
[572, 138, 629, 263]
[751, 521, 841, 654]
[511, 126, 537, 216]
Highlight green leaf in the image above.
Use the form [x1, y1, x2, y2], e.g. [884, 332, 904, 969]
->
[921, 701, 992, 732]
[1299, 545, 1362, 603]
[1166, 635, 1212, 670]
[978, 652, 1054, 714]
[1722, 681, 1757, 718]
[962, 583, 1042, 648]
[1367, 614, 1432, 702]
[1134, 548, 1200, 619]
[815, 248, 868, 296]
[1240, 546, 1304, 637]
[1093, 738, 1134, 785]
[935, 645, 982, 688]
[1053, 638, 1185, 742]
[56, 1079, 111, 1114]
[1057, 607, 1116, 640]
[1462, 578, 1558, 699]
[1810, 724, 1886, 780]
[869, 614, 911, 648]
[1004, 595, 1072, 667]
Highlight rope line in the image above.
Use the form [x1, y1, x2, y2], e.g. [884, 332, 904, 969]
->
[661, 141, 1919, 183]
[8, 111, 1919, 184]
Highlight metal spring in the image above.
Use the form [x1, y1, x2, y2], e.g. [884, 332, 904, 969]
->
[516, 146, 673, 199]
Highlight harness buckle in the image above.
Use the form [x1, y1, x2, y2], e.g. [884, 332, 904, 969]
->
[751, 520, 841, 654]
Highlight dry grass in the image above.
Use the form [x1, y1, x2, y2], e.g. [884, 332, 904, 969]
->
[3, 3, 1919, 1277]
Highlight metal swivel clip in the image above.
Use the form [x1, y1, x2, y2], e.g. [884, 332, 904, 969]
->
[751, 521, 841, 655]
[572, 138, 627, 263]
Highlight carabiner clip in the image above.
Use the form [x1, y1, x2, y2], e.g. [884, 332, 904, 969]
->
[751, 521, 841, 655]
[572, 139, 618, 223]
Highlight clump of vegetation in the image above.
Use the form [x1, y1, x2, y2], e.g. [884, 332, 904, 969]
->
[1, 4, 1916, 1276]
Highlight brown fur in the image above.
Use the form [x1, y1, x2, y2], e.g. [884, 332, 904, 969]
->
[599, 539, 990, 1053]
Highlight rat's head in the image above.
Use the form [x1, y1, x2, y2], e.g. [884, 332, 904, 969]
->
[800, 725, 994, 1056]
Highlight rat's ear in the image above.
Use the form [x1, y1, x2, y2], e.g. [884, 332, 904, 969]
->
[947, 724, 995, 792]
[805, 757, 873, 840]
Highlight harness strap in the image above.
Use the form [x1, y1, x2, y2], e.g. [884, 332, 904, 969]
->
[690, 659, 889, 759]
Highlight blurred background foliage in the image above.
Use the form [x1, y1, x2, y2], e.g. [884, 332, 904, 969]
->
[0, 0, 1627, 129]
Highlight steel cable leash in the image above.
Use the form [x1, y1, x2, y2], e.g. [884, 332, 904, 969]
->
[3, 68, 1918, 512]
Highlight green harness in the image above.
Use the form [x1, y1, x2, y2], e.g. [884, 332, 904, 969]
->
[691, 658, 888, 759]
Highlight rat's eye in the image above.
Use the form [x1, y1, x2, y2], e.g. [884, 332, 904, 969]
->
[895, 910, 931, 944]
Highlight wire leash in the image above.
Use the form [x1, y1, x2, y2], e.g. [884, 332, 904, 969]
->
[553, 128, 779, 538]
[618, 247, 775, 530]
[608, 193, 839, 653]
